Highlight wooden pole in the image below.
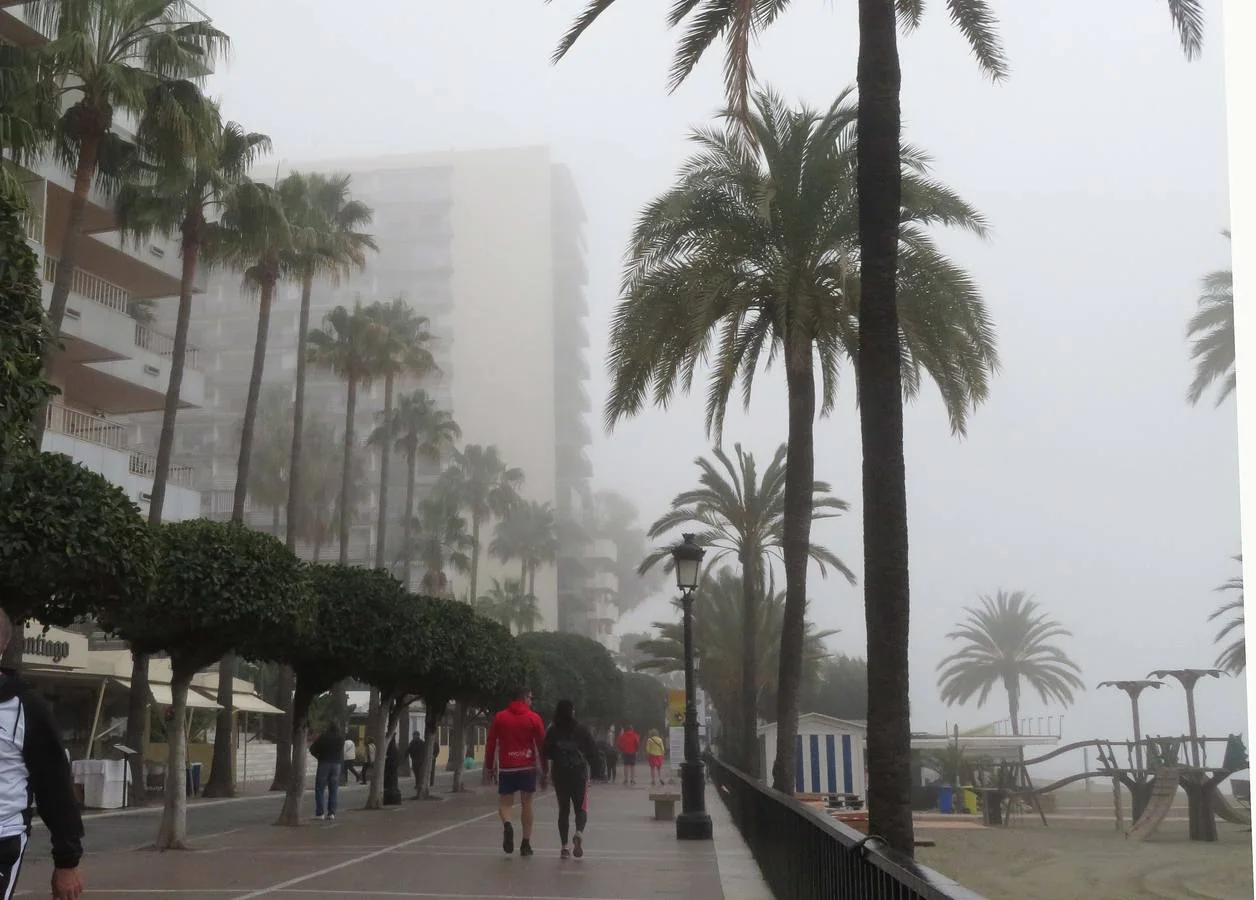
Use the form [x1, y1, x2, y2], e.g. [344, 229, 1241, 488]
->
[86, 678, 108, 759]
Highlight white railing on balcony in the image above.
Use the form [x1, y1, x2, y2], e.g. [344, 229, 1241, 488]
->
[134, 321, 201, 370]
[45, 402, 127, 450]
[43, 256, 130, 313]
[128, 450, 194, 487]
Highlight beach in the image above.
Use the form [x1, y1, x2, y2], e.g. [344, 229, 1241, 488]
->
[914, 786, 1255, 900]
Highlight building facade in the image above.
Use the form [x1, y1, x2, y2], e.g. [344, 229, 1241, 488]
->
[1, 1, 207, 522]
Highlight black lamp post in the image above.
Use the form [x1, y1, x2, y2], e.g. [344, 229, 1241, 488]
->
[671, 533, 712, 841]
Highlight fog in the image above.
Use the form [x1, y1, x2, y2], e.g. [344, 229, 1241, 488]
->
[200, 0, 1242, 772]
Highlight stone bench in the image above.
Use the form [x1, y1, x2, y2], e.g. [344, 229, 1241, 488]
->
[650, 791, 681, 821]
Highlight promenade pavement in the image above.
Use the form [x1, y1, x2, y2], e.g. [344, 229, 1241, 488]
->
[16, 777, 772, 899]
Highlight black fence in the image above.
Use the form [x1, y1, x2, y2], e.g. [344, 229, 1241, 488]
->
[708, 755, 989, 900]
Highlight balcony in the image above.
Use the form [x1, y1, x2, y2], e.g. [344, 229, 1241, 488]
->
[43, 257, 205, 414]
[589, 570, 619, 595]
[43, 403, 201, 522]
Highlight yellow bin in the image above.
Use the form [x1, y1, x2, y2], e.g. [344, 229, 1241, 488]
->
[962, 786, 979, 814]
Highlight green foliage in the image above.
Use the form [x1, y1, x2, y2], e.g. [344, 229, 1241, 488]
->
[0, 452, 151, 627]
[109, 520, 309, 678]
[621, 671, 668, 736]
[1186, 232, 1235, 407]
[517, 631, 623, 725]
[1208, 556, 1245, 675]
[0, 195, 53, 453]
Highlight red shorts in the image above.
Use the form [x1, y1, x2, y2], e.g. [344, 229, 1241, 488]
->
[648, 755, 664, 769]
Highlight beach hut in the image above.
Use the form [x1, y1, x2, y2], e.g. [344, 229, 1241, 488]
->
[758, 713, 867, 797]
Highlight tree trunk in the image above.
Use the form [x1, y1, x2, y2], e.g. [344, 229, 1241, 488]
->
[32, 130, 102, 447]
[374, 374, 396, 571]
[365, 688, 394, 810]
[154, 671, 192, 850]
[339, 376, 359, 564]
[1007, 684, 1020, 736]
[402, 449, 417, 590]
[415, 701, 446, 800]
[273, 273, 315, 792]
[737, 550, 759, 776]
[469, 516, 481, 604]
[771, 350, 817, 795]
[205, 279, 276, 798]
[277, 677, 316, 826]
[447, 702, 466, 778]
[123, 649, 149, 806]
[856, 0, 912, 857]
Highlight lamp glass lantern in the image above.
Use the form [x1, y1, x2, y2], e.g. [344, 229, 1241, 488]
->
[672, 533, 705, 592]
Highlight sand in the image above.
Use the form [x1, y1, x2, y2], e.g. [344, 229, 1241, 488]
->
[914, 787, 1254, 900]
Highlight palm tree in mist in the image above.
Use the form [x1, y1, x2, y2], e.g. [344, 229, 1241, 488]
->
[551, 0, 1205, 857]
[936, 590, 1085, 736]
[1209, 556, 1244, 675]
[413, 492, 473, 598]
[1186, 231, 1235, 408]
[491, 500, 560, 602]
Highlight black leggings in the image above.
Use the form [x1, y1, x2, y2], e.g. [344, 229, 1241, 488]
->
[554, 775, 588, 845]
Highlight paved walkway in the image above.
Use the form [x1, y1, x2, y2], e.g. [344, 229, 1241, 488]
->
[17, 780, 772, 899]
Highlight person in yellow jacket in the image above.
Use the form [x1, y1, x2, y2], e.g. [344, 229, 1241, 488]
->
[645, 730, 667, 786]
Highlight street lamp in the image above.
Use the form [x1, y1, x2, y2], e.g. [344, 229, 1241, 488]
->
[671, 533, 712, 841]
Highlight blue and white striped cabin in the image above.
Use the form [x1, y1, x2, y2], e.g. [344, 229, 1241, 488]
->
[758, 712, 867, 798]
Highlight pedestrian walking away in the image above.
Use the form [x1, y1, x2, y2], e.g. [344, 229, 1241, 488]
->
[617, 724, 641, 785]
[645, 729, 666, 786]
[308, 722, 345, 820]
[484, 687, 547, 857]
[406, 732, 426, 797]
[0, 609, 83, 899]
[341, 734, 358, 785]
[542, 699, 603, 859]
[359, 737, 377, 785]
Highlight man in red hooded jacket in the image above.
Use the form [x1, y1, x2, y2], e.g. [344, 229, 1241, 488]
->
[484, 687, 547, 856]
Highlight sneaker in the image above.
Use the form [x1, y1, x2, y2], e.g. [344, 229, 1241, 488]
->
[327, 813, 336, 821]
[520, 839, 533, 857]
[502, 821, 514, 855]
[314, 813, 325, 820]
[572, 832, 584, 858]
[560, 846, 571, 859]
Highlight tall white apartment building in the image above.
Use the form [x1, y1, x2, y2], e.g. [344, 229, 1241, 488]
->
[1, 1, 208, 522]
[133, 146, 594, 632]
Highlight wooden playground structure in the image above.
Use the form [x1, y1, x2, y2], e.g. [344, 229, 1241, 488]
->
[974, 669, 1248, 843]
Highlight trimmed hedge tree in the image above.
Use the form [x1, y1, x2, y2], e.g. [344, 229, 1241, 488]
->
[518, 631, 623, 727]
[106, 520, 310, 849]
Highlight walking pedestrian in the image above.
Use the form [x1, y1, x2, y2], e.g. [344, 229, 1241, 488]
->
[406, 732, 426, 797]
[341, 733, 358, 785]
[359, 737, 376, 785]
[645, 729, 666, 786]
[483, 687, 547, 857]
[308, 722, 345, 820]
[0, 610, 83, 899]
[596, 733, 617, 784]
[617, 724, 641, 786]
[541, 700, 602, 859]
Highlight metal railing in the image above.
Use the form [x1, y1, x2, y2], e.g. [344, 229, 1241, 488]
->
[707, 756, 989, 900]
[128, 451, 195, 487]
[44, 403, 128, 451]
[133, 321, 201, 370]
[43, 256, 131, 313]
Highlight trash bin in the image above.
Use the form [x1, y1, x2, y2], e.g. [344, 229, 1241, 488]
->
[938, 784, 954, 814]
[981, 789, 1005, 826]
[185, 762, 203, 797]
[962, 786, 979, 814]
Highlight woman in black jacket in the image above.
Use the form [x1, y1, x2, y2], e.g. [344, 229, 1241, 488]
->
[541, 699, 602, 858]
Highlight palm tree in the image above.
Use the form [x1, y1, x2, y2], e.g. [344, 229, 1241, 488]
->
[0, 41, 59, 206]
[490, 500, 561, 601]
[412, 492, 473, 598]
[936, 590, 1085, 735]
[199, 180, 292, 798]
[636, 567, 836, 739]
[1209, 556, 1244, 675]
[296, 417, 364, 563]
[552, 0, 1205, 856]
[27, 0, 227, 444]
[372, 390, 461, 590]
[437, 444, 525, 606]
[365, 298, 438, 573]
[307, 300, 388, 564]
[640, 442, 855, 776]
[601, 89, 997, 800]
[243, 386, 294, 533]
[1186, 232, 1235, 407]
[475, 578, 539, 635]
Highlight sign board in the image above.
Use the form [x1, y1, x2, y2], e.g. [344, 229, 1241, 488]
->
[667, 725, 707, 771]
[22, 624, 88, 670]
[666, 689, 686, 727]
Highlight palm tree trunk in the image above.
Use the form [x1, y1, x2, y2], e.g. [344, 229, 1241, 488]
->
[402, 449, 417, 590]
[273, 272, 316, 791]
[856, 0, 913, 857]
[1008, 687, 1020, 737]
[374, 374, 396, 571]
[32, 130, 102, 447]
[469, 516, 481, 604]
[205, 279, 276, 798]
[339, 376, 358, 564]
[527, 563, 536, 601]
[124, 228, 201, 806]
[771, 349, 816, 796]
[739, 551, 759, 777]
[520, 559, 527, 593]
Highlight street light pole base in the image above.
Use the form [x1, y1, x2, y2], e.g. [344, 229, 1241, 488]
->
[676, 810, 713, 840]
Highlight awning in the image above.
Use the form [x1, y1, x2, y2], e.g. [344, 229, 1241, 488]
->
[112, 678, 222, 710]
[231, 692, 283, 716]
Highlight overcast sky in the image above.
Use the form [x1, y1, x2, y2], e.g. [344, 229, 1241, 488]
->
[202, 0, 1242, 763]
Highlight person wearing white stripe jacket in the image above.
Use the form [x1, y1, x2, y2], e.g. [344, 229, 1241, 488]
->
[0, 611, 83, 899]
